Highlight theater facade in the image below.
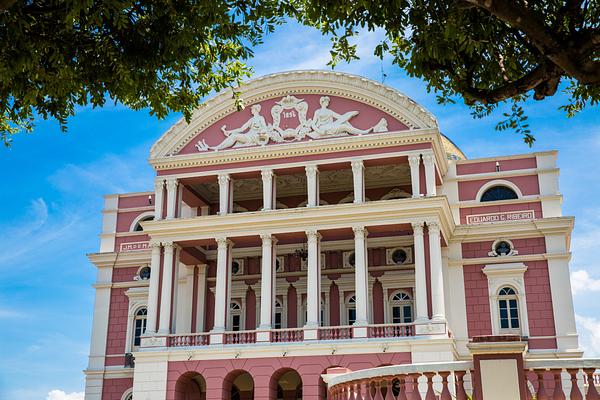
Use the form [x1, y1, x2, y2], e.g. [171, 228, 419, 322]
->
[84, 71, 594, 400]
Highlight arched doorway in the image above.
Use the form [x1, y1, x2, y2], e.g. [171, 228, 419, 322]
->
[271, 369, 302, 400]
[224, 370, 254, 400]
[174, 372, 206, 400]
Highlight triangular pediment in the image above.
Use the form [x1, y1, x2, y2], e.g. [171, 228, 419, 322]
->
[150, 70, 439, 159]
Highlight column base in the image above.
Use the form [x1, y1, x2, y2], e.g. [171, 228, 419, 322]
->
[256, 330, 271, 342]
[353, 326, 368, 338]
[140, 336, 167, 348]
[415, 320, 447, 335]
[303, 327, 319, 340]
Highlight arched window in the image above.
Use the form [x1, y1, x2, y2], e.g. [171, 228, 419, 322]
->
[498, 287, 520, 332]
[230, 302, 242, 331]
[274, 299, 283, 329]
[480, 186, 519, 202]
[133, 308, 147, 347]
[133, 215, 154, 232]
[346, 295, 356, 325]
[390, 291, 413, 324]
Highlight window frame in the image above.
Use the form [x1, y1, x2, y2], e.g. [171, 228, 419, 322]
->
[388, 290, 414, 324]
[475, 180, 523, 203]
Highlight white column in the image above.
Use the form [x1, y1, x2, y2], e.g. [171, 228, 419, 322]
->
[175, 264, 194, 334]
[195, 264, 207, 333]
[259, 234, 277, 329]
[423, 153, 436, 196]
[428, 221, 446, 321]
[145, 242, 162, 334]
[218, 173, 232, 215]
[154, 179, 165, 220]
[212, 237, 232, 332]
[413, 222, 428, 322]
[545, 234, 579, 351]
[305, 165, 319, 207]
[408, 154, 421, 198]
[158, 242, 176, 334]
[350, 159, 365, 204]
[353, 226, 369, 326]
[165, 178, 179, 219]
[261, 169, 276, 211]
[305, 230, 322, 328]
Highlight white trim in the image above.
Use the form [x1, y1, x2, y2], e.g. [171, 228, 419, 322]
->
[129, 211, 155, 232]
[385, 247, 414, 265]
[487, 238, 519, 257]
[120, 387, 133, 400]
[482, 263, 529, 337]
[475, 179, 523, 202]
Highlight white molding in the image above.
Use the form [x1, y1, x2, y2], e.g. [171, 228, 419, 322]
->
[482, 263, 529, 337]
[120, 387, 133, 400]
[124, 287, 149, 353]
[475, 179, 524, 202]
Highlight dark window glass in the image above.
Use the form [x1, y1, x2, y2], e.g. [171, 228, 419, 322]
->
[495, 241, 512, 256]
[348, 309, 356, 325]
[231, 261, 240, 275]
[392, 249, 407, 264]
[403, 305, 413, 323]
[348, 252, 355, 267]
[139, 266, 151, 280]
[232, 315, 240, 331]
[275, 312, 282, 329]
[481, 186, 518, 202]
[133, 308, 147, 346]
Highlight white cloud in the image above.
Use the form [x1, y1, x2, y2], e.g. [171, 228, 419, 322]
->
[571, 270, 600, 295]
[46, 390, 84, 400]
[576, 314, 600, 357]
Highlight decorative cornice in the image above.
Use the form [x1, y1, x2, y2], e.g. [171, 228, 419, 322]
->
[150, 70, 439, 159]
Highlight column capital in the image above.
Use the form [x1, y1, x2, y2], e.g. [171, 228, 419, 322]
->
[162, 241, 181, 251]
[352, 225, 369, 238]
[350, 159, 364, 172]
[422, 152, 435, 166]
[411, 221, 424, 235]
[260, 233, 278, 245]
[305, 165, 319, 175]
[305, 229, 322, 241]
[261, 168, 275, 180]
[215, 236, 232, 249]
[165, 177, 178, 190]
[427, 221, 440, 235]
[408, 154, 421, 167]
[154, 178, 165, 190]
[149, 241, 162, 249]
[217, 173, 230, 185]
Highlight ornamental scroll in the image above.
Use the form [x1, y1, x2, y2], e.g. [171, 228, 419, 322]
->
[195, 95, 388, 152]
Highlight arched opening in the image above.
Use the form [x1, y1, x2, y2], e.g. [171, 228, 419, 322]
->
[480, 185, 518, 202]
[132, 214, 154, 231]
[224, 370, 254, 400]
[271, 368, 302, 400]
[174, 372, 206, 400]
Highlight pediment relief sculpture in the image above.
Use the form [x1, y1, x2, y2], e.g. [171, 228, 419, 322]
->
[195, 95, 388, 152]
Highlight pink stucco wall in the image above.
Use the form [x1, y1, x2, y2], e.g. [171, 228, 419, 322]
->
[105, 288, 128, 358]
[118, 194, 153, 209]
[178, 95, 409, 155]
[462, 237, 546, 259]
[459, 201, 543, 224]
[372, 280, 384, 324]
[458, 175, 540, 201]
[524, 260, 556, 345]
[463, 265, 492, 337]
[456, 157, 537, 175]
[166, 352, 411, 400]
[112, 267, 139, 283]
[102, 378, 133, 400]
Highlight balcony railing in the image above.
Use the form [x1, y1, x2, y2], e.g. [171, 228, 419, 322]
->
[326, 359, 600, 400]
[327, 361, 474, 400]
[319, 326, 354, 340]
[368, 323, 415, 338]
[223, 330, 257, 345]
[270, 328, 304, 343]
[168, 333, 210, 347]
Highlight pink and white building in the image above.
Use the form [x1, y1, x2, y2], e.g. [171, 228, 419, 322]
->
[84, 71, 597, 400]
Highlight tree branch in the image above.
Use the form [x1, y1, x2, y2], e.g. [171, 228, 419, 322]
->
[464, 0, 600, 84]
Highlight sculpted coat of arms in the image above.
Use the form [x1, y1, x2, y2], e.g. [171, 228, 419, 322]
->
[195, 95, 388, 152]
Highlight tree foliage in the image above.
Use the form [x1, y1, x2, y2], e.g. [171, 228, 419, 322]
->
[296, 0, 600, 145]
[1, 0, 598, 146]
[0, 0, 288, 146]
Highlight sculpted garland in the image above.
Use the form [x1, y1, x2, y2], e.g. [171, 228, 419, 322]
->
[195, 95, 388, 152]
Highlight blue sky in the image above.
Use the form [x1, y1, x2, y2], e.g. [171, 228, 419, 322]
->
[1, 22, 599, 400]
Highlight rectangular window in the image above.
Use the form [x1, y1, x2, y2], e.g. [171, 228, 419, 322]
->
[348, 309, 356, 325]
[232, 315, 240, 331]
[403, 305, 412, 323]
[392, 307, 401, 324]
[274, 312, 282, 329]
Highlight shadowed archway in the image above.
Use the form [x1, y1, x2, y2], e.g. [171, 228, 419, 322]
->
[270, 368, 302, 400]
[223, 369, 254, 400]
[174, 371, 206, 400]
